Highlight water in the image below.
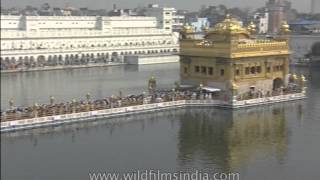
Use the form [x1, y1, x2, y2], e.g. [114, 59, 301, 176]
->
[290, 35, 320, 60]
[0, 64, 180, 110]
[1, 36, 320, 180]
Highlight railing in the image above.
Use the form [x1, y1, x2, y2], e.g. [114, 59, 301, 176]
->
[232, 93, 305, 107]
[1, 44, 179, 56]
[1, 28, 169, 39]
[235, 41, 289, 53]
[0, 92, 306, 132]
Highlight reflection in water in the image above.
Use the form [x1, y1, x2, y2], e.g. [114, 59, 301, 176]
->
[0, 100, 309, 180]
[177, 103, 304, 172]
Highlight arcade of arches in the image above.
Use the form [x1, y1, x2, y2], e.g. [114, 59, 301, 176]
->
[1, 48, 177, 70]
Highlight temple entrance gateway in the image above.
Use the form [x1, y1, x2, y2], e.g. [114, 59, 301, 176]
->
[273, 78, 284, 90]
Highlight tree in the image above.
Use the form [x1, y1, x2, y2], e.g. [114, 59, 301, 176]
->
[41, 3, 50, 11]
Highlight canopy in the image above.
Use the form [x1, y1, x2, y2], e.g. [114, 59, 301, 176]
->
[202, 86, 221, 92]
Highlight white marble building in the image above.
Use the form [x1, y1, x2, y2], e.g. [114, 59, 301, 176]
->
[144, 4, 185, 32]
[0, 9, 180, 66]
[254, 11, 269, 34]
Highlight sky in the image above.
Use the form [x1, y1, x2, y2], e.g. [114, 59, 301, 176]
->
[1, 0, 317, 13]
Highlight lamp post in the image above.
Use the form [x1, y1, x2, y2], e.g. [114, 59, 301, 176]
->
[148, 76, 156, 95]
[86, 93, 91, 103]
[50, 96, 55, 105]
[110, 95, 114, 108]
[119, 89, 123, 99]
[49, 96, 56, 115]
[33, 103, 38, 118]
[230, 81, 239, 103]
[299, 75, 307, 94]
[172, 88, 175, 101]
[199, 83, 203, 100]
[9, 98, 14, 110]
[142, 92, 146, 104]
[85, 93, 91, 111]
[72, 99, 77, 113]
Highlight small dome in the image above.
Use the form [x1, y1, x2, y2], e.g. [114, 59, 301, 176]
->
[230, 80, 239, 90]
[209, 14, 249, 35]
[202, 26, 209, 32]
[280, 21, 290, 33]
[247, 21, 257, 34]
[181, 24, 194, 33]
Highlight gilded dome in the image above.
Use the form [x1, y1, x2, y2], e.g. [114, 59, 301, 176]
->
[181, 24, 194, 33]
[247, 21, 257, 34]
[209, 14, 249, 35]
[280, 21, 290, 33]
[202, 26, 209, 32]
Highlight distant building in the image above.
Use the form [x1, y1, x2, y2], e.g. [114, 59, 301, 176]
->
[253, 11, 269, 34]
[172, 14, 185, 32]
[62, 6, 77, 16]
[289, 20, 320, 33]
[189, 17, 210, 32]
[52, 8, 64, 16]
[0, 13, 179, 65]
[108, 7, 137, 16]
[144, 4, 185, 32]
[266, 0, 285, 33]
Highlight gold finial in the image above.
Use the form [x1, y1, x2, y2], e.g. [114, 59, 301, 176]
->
[280, 21, 290, 34]
[231, 82, 239, 90]
[182, 24, 194, 34]
[292, 74, 298, 80]
[225, 14, 231, 20]
[299, 75, 307, 87]
[300, 75, 306, 82]
[202, 26, 209, 33]
[247, 21, 256, 34]
[207, 14, 249, 36]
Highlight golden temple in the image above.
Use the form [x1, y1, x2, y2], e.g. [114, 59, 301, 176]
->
[179, 14, 293, 99]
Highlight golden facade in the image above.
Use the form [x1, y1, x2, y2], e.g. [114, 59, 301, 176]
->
[179, 15, 291, 98]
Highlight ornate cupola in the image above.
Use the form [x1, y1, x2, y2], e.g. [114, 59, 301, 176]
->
[280, 21, 290, 34]
[204, 14, 250, 42]
[247, 21, 257, 35]
[180, 24, 195, 39]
